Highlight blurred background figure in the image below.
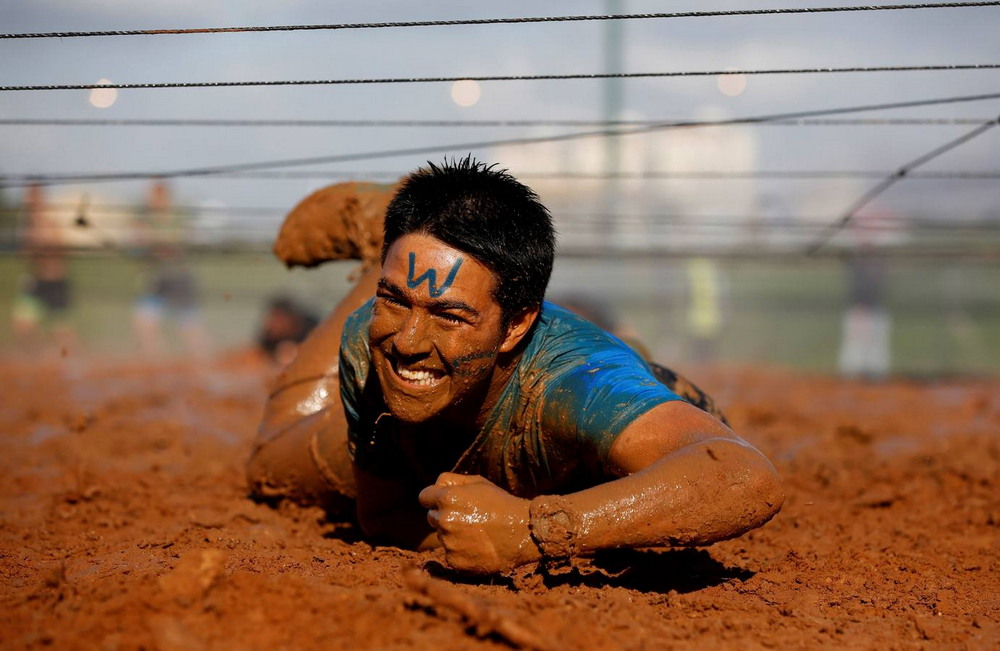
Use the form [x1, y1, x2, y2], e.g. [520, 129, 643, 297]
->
[256, 294, 319, 367]
[10, 184, 77, 357]
[838, 214, 892, 380]
[684, 257, 726, 364]
[132, 180, 211, 357]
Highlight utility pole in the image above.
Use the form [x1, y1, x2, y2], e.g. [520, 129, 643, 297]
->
[602, 0, 624, 250]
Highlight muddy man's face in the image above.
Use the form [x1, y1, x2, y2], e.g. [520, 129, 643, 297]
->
[369, 232, 522, 425]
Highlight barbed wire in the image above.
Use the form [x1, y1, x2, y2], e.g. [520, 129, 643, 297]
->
[7, 202, 1000, 219]
[807, 119, 999, 254]
[4, 64, 999, 93]
[520, 170, 1000, 180]
[2, 90, 999, 189]
[1, 242, 996, 262]
[6, 206, 1000, 235]
[7, 242, 1000, 265]
[0, 117, 992, 128]
[558, 245, 1000, 261]
[214, 170, 1000, 181]
[5, 170, 999, 187]
[3, 3, 998, 40]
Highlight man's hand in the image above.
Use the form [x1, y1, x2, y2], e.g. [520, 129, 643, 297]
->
[418, 473, 540, 574]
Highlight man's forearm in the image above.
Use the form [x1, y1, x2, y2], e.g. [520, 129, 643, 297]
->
[528, 438, 783, 557]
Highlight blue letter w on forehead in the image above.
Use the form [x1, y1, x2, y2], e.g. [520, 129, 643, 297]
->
[407, 252, 464, 298]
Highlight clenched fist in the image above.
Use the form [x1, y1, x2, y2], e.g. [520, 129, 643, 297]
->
[273, 181, 399, 269]
[418, 473, 541, 575]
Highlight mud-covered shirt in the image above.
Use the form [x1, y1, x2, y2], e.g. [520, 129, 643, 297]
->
[339, 300, 684, 497]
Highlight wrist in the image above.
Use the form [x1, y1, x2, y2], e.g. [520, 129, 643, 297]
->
[512, 499, 543, 567]
[527, 495, 580, 562]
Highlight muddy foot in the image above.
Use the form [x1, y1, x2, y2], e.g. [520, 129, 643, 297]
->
[273, 181, 399, 269]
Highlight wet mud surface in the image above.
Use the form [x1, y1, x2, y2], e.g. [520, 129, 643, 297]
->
[1, 358, 998, 649]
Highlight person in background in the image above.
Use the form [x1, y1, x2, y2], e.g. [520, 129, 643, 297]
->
[132, 180, 211, 357]
[684, 257, 726, 365]
[11, 184, 77, 357]
[256, 294, 320, 367]
[838, 214, 891, 380]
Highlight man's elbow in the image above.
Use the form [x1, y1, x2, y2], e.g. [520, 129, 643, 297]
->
[748, 457, 784, 529]
[730, 443, 784, 534]
[691, 438, 783, 542]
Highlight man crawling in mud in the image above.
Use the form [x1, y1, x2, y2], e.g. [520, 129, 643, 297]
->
[247, 158, 783, 575]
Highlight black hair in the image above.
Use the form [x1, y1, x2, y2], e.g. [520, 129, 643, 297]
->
[382, 156, 556, 323]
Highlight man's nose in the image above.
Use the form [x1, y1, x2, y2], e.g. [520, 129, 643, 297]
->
[393, 311, 432, 357]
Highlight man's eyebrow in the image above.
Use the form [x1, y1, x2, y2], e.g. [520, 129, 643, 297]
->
[377, 279, 480, 318]
[377, 278, 405, 295]
[430, 298, 480, 318]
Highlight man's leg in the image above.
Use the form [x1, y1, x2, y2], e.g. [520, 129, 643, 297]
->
[247, 402, 357, 515]
[248, 180, 399, 514]
[246, 267, 379, 516]
[648, 361, 730, 426]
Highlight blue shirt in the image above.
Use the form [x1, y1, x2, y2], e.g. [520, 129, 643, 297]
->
[340, 300, 684, 497]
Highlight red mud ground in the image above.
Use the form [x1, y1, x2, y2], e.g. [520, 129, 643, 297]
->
[1, 357, 998, 650]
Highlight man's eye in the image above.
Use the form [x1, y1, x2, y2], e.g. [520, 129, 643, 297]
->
[438, 312, 466, 325]
[378, 294, 406, 308]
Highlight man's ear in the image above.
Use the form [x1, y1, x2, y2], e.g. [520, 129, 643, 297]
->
[499, 306, 539, 354]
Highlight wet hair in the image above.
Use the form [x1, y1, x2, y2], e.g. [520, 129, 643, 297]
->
[382, 156, 556, 323]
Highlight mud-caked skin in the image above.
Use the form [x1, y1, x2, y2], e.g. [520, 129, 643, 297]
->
[344, 295, 690, 497]
[273, 181, 398, 270]
[248, 158, 783, 576]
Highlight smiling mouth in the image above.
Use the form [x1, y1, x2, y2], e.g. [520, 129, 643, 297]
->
[392, 361, 445, 387]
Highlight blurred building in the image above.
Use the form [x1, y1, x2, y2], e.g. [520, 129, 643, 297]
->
[494, 106, 758, 255]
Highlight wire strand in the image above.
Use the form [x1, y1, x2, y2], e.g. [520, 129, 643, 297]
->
[806, 119, 999, 254]
[221, 170, 1000, 181]
[7, 243, 999, 261]
[7, 170, 998, 185]
[0, 117, 992, 128]
[6, 204, 1000, 235]
[3, 90, 999, 188]
[3, 3, 999, 39]
[3, 64, 999, 92]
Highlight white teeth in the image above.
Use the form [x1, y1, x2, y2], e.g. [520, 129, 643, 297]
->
[397, 367, 440, 385]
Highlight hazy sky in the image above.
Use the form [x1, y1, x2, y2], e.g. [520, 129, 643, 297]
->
[1, 1, 998, 248]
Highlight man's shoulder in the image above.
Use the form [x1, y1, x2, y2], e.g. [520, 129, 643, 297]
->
[346, 297, 375, 326]
[342, 298, 374, 343]
[510, 301, 680, 461]
[340, 298, 374, 378]
[525, 302, 647, 372]
[515, 301, 668, 409]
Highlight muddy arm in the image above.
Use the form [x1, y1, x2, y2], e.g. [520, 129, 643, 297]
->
[419, 401, 783, 574]
[561, 400, 784, 552]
